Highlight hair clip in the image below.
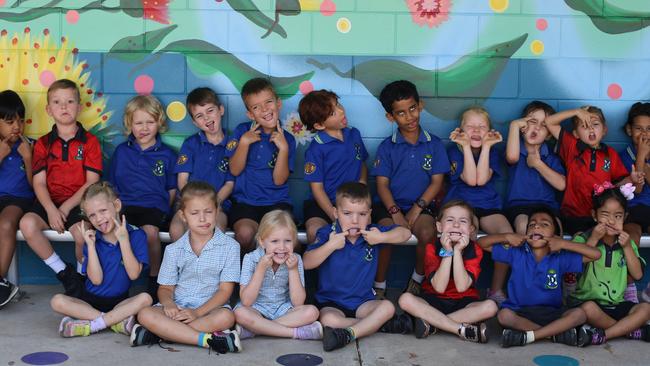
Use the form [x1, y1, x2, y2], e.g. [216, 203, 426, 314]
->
[593, 181, 615, 196]
[619, 182, 635, 201]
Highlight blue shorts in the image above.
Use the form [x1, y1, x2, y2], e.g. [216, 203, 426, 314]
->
[235, 301, 294, 320]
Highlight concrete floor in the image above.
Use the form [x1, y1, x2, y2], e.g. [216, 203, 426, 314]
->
[1, 286, 649, 366]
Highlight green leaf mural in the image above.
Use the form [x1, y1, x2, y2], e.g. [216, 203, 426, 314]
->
[565, 0, 650, 34]
[107, 25, 178, 63]
[226, 0, 289, 39]
[307, 34, 528, 120]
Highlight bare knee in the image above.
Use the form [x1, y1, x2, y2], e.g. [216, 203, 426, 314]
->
[302, 305, 320, 323]
[580, 301, 600, 317]
[0, 217, 18, 234]
[377, 299, 395, 319]
[135, 293, 153, 307]
[136, 306, 156, 325]
[565, 308, 586, 324]
[19, 215, 39, 237]
[415, 226, 435, 244]
[234, 307, 255, 325]
[497, 308, 517, 326]
[319, 311, 342, 325]
[235, 225, 256, 252]
[50, 294, 67, 312]
[398, 293, 417, 312]
[480, 300, 498, 318]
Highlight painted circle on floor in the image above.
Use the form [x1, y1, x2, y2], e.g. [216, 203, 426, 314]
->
[533, 355, 579, 366]
[276, 353, 323, 366]
[21, 352, 69, 365]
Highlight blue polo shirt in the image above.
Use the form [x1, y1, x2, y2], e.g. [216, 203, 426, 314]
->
[492, 243, 583, 310]
[82, 225, 149, 298]
[225, 121, 296, 206]
[109, 135, 177, 214]
[307, 222, 394, 310]
[371, 129, 450, 211]
[304, 127, 368, 201]
[505, 142, 564, 210]
[0, 139, 34, 199]
[444, 145, 503, 210]
[620, 144, 650, 207]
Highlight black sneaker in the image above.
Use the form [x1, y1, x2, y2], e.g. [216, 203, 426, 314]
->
[380, 313, 413, 334]
[459, 323, 488, 343]
[642, 324, 650, 342]
[55, 263, 84, 297]
[552, 328, 578, 346]
[580, 325, 606, 345]
[577, 325, 593, 347]
[413, 317, 436, 339]
[323, 326, 352, 352]
[500, 329, 527, 348]
[130, 324, 161, 347]
[0, 278, 19, 308]
[207, 330, 242, 354]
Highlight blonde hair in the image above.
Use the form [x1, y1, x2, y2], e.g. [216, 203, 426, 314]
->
[178, 181, 219, 212]
[47, 79, 80, 103]
[81, 181, 119, 215]
[255, 210, 297, 248]
[460, 106, 491, 130]
[123, 95, 168, 135]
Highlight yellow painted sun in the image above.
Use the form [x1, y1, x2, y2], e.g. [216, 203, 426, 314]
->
[0, 28, 110, 137]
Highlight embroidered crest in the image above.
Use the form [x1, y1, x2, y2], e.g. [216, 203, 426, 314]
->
[177, 154, 188, 165]
[268, 151, 278, 168]
[354, 143, 362, 160]
[226, 139, 238, 151]
[422, 154, 432, 170]
[364, 245, 373, 262]
[450, 161, 457, 175]
[152, 159, 165, 177]
[545, 269, 558, 289]
[218, 157, 229, 173]
[74, 145, 83, 160]
[603, 158, 611, 172]
[618, 256, 627, 268]
[304, 162, 316, 175]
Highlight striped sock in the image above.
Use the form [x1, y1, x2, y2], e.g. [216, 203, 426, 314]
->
[198, 332, 210, 348]
[345, 327, 356, 341]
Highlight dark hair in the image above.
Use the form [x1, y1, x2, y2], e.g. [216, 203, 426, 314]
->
[527, 206, 563, 236]
[335, 182, 371, 207]
[179, 181, 219, 212]
[0, 90, 26, 120]
[378, 80, 420, 114]
[241, 77, 277, 104]
[186, 87, 222, 112]
[625, 102, 650, 127]
[436, 199, 474, 222]
[592, 186, 628, 213]
[47, 79, 80, 103]
[298, 90, 339, 132]
[572, 106, 606, 129]
[522, 100, 555, 118]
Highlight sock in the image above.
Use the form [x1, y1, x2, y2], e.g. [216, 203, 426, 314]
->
[77, 261, 83, 273]
[198, 332, 210, 348]
[592, 329, 607, 345]
[374, 281, 387, 289]
[628, 328, 642, 340]
[526, 330, 535, 344]
[44, 253, 66, 274]
[89, 314, 107, 333]
[411, 271, 424, 283]
[345, 327, 356, 342]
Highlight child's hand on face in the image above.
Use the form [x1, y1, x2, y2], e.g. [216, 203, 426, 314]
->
[113, 215, 129, 244]
[592, 222, 607, 240]
[482, 130, 503, 148]
[638, 135, 650, 161]
[618, 230, 631, 247]
[547, 237, 564, 253]
[511, 118, 529, 133]
[454, 234, 470, 252]
[504, 233, 526, 247]
[17, 135, 32, 160]
[285, 253, 298, 270]
[329, 231, 347, 250]
[440, 232, 453, 252]
[269, 123, 288, 152]
[259, 252, 274, 269]
[361, 227, 383, 245]
[450, 128, 470, 147]
[240, 123, 262, 146]
[576, 107, 593, 129]
[79, 221, 96, 247]
[163, 304, 181, 319]
[0, 137, 11, 160]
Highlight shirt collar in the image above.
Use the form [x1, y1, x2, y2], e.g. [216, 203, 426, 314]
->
[127, 133, 162, 151]
[391, 128, 431, 144]
[198, 130, 227, 146]
[576, 139, 608, 154]
[181, 229, 228, 253]
[314, 128, 349, 144]
[519, 141, 550, 157]
[48, 122, 87, 145]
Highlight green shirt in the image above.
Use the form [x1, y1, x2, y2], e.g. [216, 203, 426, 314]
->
[570, 230, 646, 306]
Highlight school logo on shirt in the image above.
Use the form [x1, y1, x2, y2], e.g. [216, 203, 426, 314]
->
[20, 162, 25, 171]
[545, 269, 558, 289]
[354, 144, 362, 160]
[152, 160, 165, 176]
[268, 151, 278, 168]
[602, 158, 611, 172]
[422, 154, 433, 170]
[304, 162, 316, 175]
[218, 157, 229, 173]
[74, 145, 84, 160]
[450, 161, 457, 175]
[618, 256, 627, 268]
[177, 154, 188, 166]
[226, 139, 238, 151]
[373, 158, 380, 168]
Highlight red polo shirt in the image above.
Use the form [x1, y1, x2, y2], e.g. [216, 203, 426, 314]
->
[558, 128, 628, 218]
[421, 240, 482, 299]
[32, 122, 102, 205]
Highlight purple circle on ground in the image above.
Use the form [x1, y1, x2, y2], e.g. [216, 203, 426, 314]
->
[21, 352, 69, 365]
[276, 353, 323, 366]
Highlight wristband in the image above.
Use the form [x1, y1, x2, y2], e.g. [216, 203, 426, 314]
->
[438, 248, 454, 257]
[416, 198, 427, 209]
[388, 205, 401, 215]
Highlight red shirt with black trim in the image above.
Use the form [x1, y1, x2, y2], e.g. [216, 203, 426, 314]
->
[558, 128, 628, 217]
[32, 122, 102, 205]
[421, 239, 482, 299]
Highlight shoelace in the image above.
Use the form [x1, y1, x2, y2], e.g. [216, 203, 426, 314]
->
[206, 335, 231, 354]
[461, 325, 477, 341]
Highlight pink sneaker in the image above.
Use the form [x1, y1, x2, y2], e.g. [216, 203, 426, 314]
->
[294, 321, 323, 340]
[59, 317, 90, 337]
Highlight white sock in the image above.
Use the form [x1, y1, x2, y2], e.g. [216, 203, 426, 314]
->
[76, 261, 83, 273]
[374, 281, 387, 289]
[411, 270, 424, 283]
[526, 330, 535, 344]
[44, 253, 66, 274]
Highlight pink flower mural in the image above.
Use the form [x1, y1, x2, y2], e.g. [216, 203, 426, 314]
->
[405, 0, 451, 28]
[142, 0, 170, 24]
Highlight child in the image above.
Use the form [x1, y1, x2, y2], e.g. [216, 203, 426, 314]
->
[226, 78, 296, 255]
[478, 207, 601, 347]
[620, 102, 650, 302]
[371, 80, 450, 298]
[170, 87, 233, 240]
[0, 90, 32, 307]
[131, 181, 241, 354]
[234, 210, 322, 340]
[445, 106, 513, 304]
[303, 182, 412, 352]
[569, 184, 650, 345]
[109, 95, 177, 300]
[300, 89, 368, 246]
[19, 79, 102, 296]
[544, 106, 642, 235]
[398, 200, 497, 343]
[50, 181, 152, 337]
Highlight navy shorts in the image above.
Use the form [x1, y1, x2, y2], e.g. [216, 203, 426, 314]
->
[315, 300, 358, 318]
[303, 199, 332, 223]
[504, 204, 559, 228]
[371, 201, 436, 223]
[511, 306, 567, 327]
[419, 293, 479, 315]
[597, 301, 637, 321]
[28, 202, 84, 230]
[473, 207, 504, 220]
[228, 200, 293, 226]
[0, 195, 34, 213]
[122, 205, 168, 230]
[626, 205, 650, 231]
[561, 216, 595, 236]
[78, 289, 129, 313]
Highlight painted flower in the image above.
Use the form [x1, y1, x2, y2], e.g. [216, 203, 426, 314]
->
[282, 112, 313, 146]
[142, 0, 170, 24]
[405, 0, 451, 28]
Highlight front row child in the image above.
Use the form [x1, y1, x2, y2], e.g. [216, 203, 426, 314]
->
[478, 207, 601, 348]
[131, 181, 241, 354]
[569, 184, 650, 345]
[234, 210, 322, 341]
[50, 182, 151, 338]
[303, 182, 412, 352]
[399, 200, 497, 343]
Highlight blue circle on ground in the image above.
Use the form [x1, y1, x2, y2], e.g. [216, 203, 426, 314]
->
[276, 353, 323, 366]
[533, 355, 579, 366]
[21, 352, 69, 365]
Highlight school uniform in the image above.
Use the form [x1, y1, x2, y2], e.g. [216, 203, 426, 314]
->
[303, 127, 368, 222]
[620, 144, 650, 229]
[109, 134, 177, 229]
[0, 138, 34, 212]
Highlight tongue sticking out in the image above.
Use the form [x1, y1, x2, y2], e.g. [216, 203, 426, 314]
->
[348, 228, 360, 236]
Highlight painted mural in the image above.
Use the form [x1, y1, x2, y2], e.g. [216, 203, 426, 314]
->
[2, 0, 650, 215]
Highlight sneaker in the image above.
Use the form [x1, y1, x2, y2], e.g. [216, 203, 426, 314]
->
[322, 326, 352, 352]
[110, 315, 136, 336]
[500, 329, 526, 348]
[0, 278, 19, 308]
[295, 321, 323, 340]
[373, 287, 386, 300]
[235, 323, 256, 340]
[487, 289, 507, 307]
[551, 328, 578, 346]
[130, 324, 161, 347]
[580, 325, 606, 346]
[459, 323, 488, 343]
[404, 278, 421, 296]
[413, 317, 436, 339]
[207, 330, 242, 354]
[642, 324, 650, 342]
[624, 283, 639, 303]
[380, 313, 413, 334]
[55, 263, 84, 298]
[59, 317, 90, 337]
